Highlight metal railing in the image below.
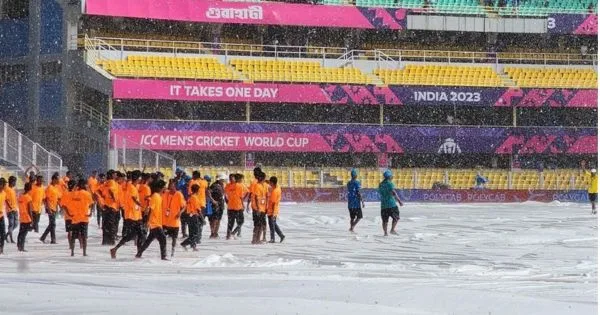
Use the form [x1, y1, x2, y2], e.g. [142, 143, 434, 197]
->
[340, 49, 596, 66]
[110, 133, 176, 176]
[73, 102, 110, 129]
[0, 119, 65, 182]
[83, 36, 347, 62]
[84, 36, 597, 66]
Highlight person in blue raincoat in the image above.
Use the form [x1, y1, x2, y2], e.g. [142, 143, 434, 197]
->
[174, 168, 191, 236]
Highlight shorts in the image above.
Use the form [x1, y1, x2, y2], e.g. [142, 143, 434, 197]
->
[210, 209, 223, 222]
[253, 211, 266, 227]
[65, 219, 72, 232]
[589, 193, 598, 202]
[70, 222, 89, 238]
[163, 226, 179, 238]
[348, 208, 363, 220]
[381, 207, 400, 224]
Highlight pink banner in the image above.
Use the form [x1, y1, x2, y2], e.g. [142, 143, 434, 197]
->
[112, 130, 335, 152]
[85, 0, 407, 29]
[280, 188, 589, 203]
[114, 79, 335, 103]
[114, 79, 597, 108]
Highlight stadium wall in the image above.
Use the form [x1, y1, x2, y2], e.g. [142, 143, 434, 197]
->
[83, 0, 598, 34]
[282, 188, 590, 203]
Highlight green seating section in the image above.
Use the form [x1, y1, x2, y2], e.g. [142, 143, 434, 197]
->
[318, 0, 597, 14]
[497, 0, 597, 16]
[355, 0, 424, 8]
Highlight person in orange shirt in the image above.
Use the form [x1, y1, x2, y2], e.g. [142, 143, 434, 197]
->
[136, 179, 168, 260]
[162, 179, 186, 257]
[248, 167, 267, 242]
[225, 174, 246, 240]
[111, 171, 146, 259]
[267, 176, 285, 243]
[101, 170, 120, 245]
[117, 172, 128, 237]
[181, 184, 203, 251]
[17, 182, 34, 252]
[94, 173, 106, 227]
[183, 171, 201, 238]
[40, 173, 61, 244]
[65, 180, 94, 256]
[0, 178, 6, 254]
[60, 180, 77, 245]
[252, 172, 269, 244]
[5, 176, 18, 244]
[138, 173, 152, 234]
[87, 170, 99, 222]
[30, 175, 45, 233]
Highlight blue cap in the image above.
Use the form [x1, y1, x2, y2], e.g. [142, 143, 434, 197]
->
[383, 169, 393, 179]
[350, 168, 358, 178]
[204, 175, 212, 181]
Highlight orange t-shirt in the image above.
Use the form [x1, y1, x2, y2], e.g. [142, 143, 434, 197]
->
[119, 181, 128, 208]
[70, 190, 94, 224]
[162, 191, 185, 228]
[88, 176, 98, 194]
[0, 189, 5, 217]
[225, 182, 244, 211]
[147, 193, 163, 229]
[186, 194, 201, 216]
[61, 190, 73, 221]
[123, 183, 141, 221]
[254, 182, 269, 213]
[197, 179, 208, 208]
[267, 186, 281, 216]
[139, 184, 151, 210]
[30, 185, 45, 213]
[95, 182, 105, 207]
[187, 179, 200, 197]
[45, 184, 61, 212]
[249, 179, 258, 210]
[4, 186, 17, 212]
[104, 180, 119, 210]
[18, 193, 33, 223]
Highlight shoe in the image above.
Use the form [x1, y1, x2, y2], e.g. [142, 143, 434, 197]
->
[110, 248, 117, 259]
[161, 257, 169, 261]
[39, 238, 46, 244]
[280, 236, 285, 243]
[268, 240, 275, 243]
[71, 251, 74, 257]
[50, 241, 57, 244]
[390, 231, 398, 235]
[135, 254, 142, 258]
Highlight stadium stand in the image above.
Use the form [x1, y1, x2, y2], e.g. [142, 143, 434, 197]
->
[97, 56, 241, 80]
[375, 65, 504, 87]
[171, 167, 589, 190]
[230, 59, 371, 84]
[504, 67, 598, 89]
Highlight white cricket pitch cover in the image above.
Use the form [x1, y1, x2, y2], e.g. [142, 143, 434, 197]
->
[0, 202, 597, 314]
